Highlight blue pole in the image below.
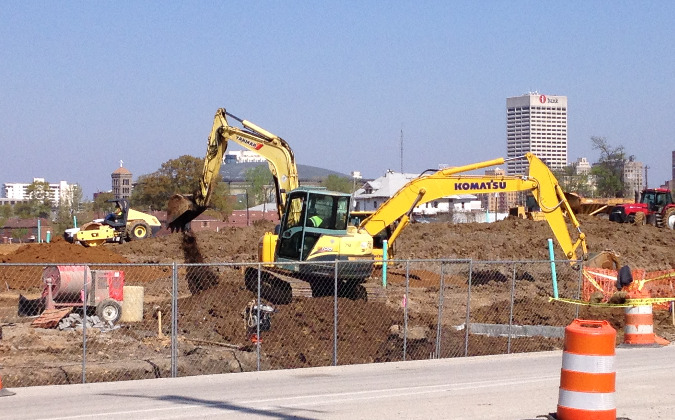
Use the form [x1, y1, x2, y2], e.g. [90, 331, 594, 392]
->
[548, 238, 558, 299]
[37, 219, 41, 243]
[382, 239, 388, 288]
[73, 215, 78, 228]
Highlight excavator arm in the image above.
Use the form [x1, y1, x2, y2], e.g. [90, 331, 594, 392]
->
[167, 108, 299, 231]
[359, 153, 589, 263]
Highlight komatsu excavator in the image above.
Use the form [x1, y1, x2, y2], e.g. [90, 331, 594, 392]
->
[357, 153, 620, 270]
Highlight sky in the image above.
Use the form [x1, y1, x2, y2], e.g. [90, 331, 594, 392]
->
[1, 2, 674, 199]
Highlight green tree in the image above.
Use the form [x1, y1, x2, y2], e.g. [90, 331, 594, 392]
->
[245, 165, 273, 206]
[554, 165, 593, 197]
[590, 136, 626, 197]
[0, 204, 12, 227]
[13, 180, 53, 219]
[12, 228, 28, 243]
[52, 185, 86, 235]
[323, 174, 353, 193]
[93, 192, 115, 215]
[131, 155, 204, 211]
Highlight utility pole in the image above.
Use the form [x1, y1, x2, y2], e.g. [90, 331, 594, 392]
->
[400, 128, 404, 173]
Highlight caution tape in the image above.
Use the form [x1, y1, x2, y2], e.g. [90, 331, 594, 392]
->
[549, 297, 675, 307]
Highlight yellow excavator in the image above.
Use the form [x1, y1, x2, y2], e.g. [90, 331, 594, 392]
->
[357, 153, 620, 269]
[169, 108, 619, 303]
[167, 109, 375, 302]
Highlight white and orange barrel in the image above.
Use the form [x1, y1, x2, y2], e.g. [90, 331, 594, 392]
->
[557, 319, 616, 420]
[623, 305, 655, 345]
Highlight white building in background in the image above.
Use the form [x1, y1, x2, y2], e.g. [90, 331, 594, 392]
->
[506, 93, 568, 175]
[573, 157, 592, 175]
[2, 178, 77, 205]
[352, 170, 481, 215]
[623, 157, 643, 199]
[223, 150, 267, 164]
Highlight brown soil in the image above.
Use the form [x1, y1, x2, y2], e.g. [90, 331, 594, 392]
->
[1, 215, 674, 387]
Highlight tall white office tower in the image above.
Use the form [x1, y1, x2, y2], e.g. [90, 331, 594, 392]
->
[506, 93, 568, 175]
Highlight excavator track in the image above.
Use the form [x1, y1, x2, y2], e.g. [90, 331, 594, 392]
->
[243, 267, 386, 305]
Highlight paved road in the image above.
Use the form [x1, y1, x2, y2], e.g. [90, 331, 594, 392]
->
[2, 345, 674, 419]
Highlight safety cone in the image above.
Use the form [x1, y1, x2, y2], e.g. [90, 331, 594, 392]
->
[622, 305, 669, 347]
[0, 374, 15, 397]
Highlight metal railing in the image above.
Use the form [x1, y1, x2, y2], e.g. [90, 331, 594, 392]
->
[0, 258, 585, 387]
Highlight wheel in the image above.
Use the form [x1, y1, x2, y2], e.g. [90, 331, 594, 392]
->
[96, 299, 122, 323]
[632, 212, 645, 226]
[665, 208, 675, 230]
[127, 221, 151, 241]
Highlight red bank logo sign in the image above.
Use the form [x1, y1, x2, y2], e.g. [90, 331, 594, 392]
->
[539, 95, 559, 104]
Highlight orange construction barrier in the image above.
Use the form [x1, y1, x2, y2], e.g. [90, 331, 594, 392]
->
[623, 305, 669, 346]
[623, 305, 655, 345]
[557, 319, 616, 420]
[0, 374, 15, 397]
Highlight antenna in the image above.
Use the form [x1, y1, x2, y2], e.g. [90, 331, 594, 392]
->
[399, 127, 404, 173]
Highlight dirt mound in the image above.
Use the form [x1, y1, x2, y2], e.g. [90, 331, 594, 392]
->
[1, 215, 673, 385]
[395, 215, 675, 270]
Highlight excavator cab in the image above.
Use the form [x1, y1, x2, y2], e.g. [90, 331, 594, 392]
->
[272, 187, 373, 280]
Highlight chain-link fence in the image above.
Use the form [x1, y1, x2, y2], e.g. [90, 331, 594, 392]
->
[0, 258, 585, 388]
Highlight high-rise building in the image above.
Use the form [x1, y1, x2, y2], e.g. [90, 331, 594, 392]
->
[506, 93, 568, 175]
[622, 157, 643, 199]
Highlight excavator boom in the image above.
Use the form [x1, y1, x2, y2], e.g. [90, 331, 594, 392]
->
[167, 108, 298, 231]
[359, 153, 591, 263]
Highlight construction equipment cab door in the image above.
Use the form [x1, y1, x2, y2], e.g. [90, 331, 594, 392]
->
[276, 189, 349, 262]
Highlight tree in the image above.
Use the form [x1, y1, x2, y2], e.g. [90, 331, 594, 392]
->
[590, 136, 626, 197]
[554, 165, 593, 197]
[131, 155, 204, 211]
[245, 165, 273, 206]
[93, 192, 115, 214]
[323, 174, 353, 193]
[52, 184, 86, 235]
[130, 155, 232, 217]
[0, 204, 12, 227]
[13, 180, 53, 219]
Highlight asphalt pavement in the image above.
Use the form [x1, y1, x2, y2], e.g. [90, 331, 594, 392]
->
[2, 345, 674, 419]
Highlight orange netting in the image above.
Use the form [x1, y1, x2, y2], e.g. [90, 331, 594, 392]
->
[582, 267, 675, 310]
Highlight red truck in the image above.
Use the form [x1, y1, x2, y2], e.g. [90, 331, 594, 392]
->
[609, 188, 675, 229]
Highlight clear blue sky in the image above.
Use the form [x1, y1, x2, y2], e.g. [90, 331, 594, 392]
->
[1, 2, 674, 199]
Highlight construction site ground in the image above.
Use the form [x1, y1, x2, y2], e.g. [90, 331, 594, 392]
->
[0, 215, 674, 387]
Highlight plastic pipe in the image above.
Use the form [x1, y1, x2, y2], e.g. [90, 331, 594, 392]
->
[548, 238, 558, 299]
[382, 239, 388, 288]
[73, 215, 77, 228]
[37, 219, 41, 243]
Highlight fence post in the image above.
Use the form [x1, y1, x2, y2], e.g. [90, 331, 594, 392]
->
[171, 262, 178, 378]
[508, 264, 516, 354]
[333, 260, 338, 366]
[256, 264, 262, 371]
[403, 260, 409, 361]
[464, 260, 473, 357]
[82, 265, 88, 384]
[435, 262, 445, 358]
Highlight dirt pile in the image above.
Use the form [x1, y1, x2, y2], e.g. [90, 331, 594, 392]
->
[0, 215, 673, 386]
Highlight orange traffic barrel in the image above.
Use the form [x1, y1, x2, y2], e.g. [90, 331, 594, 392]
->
[0, 374, 15, 397]
[623, 305, 656, 345]
[557, 319, 616, 420]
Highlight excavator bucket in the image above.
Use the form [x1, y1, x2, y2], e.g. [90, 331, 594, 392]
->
[585, 250, 622, 270]
[166, 194, 206, 232]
